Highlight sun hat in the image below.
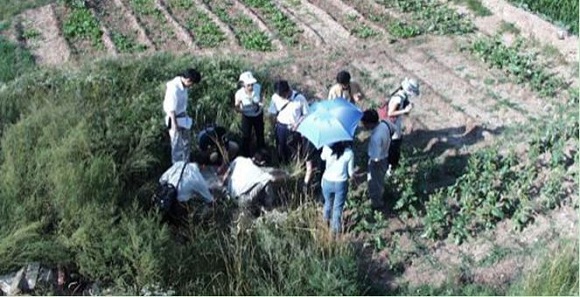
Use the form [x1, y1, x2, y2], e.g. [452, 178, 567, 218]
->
[401, 77, 420, 96]
[239, 71, 257, 85]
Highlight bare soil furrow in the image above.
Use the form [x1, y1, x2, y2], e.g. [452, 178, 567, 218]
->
[386, 45, 508, 128]
[315, 0, 386, 39]
[120, 0, 187, 51]
[283, 0, 353, 48]
[154, 0, 197, 50]
[419, 38, 548, 120]
[112, 0, 155, 51]
[191, 0, 240, 49]
[232, 0, 285, 51]
[274, 1, 325, 48]
[17, 4, 72, 65]
[352, 50, 471, 132]
[99, 24, 119, 55]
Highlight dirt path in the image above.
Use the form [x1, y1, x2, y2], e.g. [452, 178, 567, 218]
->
[232, 0, 285, 51]
[192, 0, 240, 50]
[154, 0, 197, 49]
[111, 0, 155, 51]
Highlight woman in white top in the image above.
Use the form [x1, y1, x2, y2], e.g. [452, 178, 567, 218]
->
[320, 141, 355, 234]
[235, 71, 265, 157]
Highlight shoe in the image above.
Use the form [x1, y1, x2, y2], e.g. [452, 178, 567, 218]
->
[386, 165, 393, 177]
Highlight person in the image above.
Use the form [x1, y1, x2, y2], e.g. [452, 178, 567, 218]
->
[382, 77, 420, 172]
[320, 141, 355, 234]
[196, 124, 239, 168]
[360, 109, 392, 210]
[221, 150, 288, 215]
[327, 70, 365, 105]
[267, 80, 309, 164]
[163, 68, 202, 164]
[234, 71, 265, 157]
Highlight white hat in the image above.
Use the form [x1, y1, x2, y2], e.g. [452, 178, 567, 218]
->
[401, 77, 420, 96]
[239, 71, 257, 85]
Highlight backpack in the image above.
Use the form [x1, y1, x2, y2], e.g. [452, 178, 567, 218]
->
[152, 162, 188, 215]
[377, 89, 409, 120]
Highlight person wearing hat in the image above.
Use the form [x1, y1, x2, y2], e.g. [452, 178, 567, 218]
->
[327, 70, 365, 105]
[235, 71, 265, 157]
[163, 68, 202, 164]
[384, 77, 420, 173]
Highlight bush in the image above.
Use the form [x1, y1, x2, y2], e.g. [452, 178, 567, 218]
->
[0, 36, 36, 83]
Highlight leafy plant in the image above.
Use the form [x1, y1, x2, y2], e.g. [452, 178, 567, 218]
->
[352, 24, 380, 39]
[62, 1, 103, 47]
[470, 36, 565, 97]
[111, 31, 147, 53]
[378, 0, 475, 36]
[453, 0, 492, 16]
[242, 0, 301, 46]
[389, 21, 422, 38]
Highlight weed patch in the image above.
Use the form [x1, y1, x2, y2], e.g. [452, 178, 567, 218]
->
[453, 0, 492, 17]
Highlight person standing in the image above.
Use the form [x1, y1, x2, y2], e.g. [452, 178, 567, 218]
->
[320, 141, 355, 234]
[235, 71, 265, 157]
[327, 70, 365, 105]
[267, 80, 309, 164]
[360, 109, 391, 210]
[163, 68, 202, 164]
[384, 77, 420, 172]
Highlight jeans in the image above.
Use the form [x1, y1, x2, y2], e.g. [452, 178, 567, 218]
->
[388, 138, 403, 169]
[367, 158, 389, 208]
[170, 128, 191, 164]
[321, 179, 348, 233]
[241, 114, 265, 157]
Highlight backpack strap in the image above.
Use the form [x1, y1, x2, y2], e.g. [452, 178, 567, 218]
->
[381, 120, 395, 138]
[175, 162, 188, 188]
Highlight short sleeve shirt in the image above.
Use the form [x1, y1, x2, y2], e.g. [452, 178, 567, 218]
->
[163, 76, 188, 116]
[235, 83, 262, 117]
[327, 81, 364, 103]
[267, 91, 309, 125]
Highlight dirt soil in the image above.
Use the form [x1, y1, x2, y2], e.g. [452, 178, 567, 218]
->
[9, 0, 579, 291]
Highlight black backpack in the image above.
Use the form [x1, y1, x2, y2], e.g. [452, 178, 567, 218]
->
[152, 162, 188, 214]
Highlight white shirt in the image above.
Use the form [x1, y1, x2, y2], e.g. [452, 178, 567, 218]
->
[163, 77, 189, 127]
[267, 91, 309, 125]
[388, 91, 406, 139]
[226, 157, 273, 198]
[235, 83, 262, 117]
[321, 146, 355, 182]
[368, 121, 391, 161]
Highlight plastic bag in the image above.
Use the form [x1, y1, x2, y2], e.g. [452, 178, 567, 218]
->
[159, 162, 214, 203]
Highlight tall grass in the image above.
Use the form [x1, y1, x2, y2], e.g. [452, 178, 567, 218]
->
[509, 0, 579, 35]
[0, 36, 36, 82]
[0, 53, 366, 294]
[510, 240, 579, 296]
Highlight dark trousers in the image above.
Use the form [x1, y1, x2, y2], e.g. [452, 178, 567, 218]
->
[275, 123, 299, 164]
[388, 138, 403, 169]
[241, 114, 265, 157]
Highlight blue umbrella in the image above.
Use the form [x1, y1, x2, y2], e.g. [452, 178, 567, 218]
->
[308, 98, 363, 136]
[298, 98, 363, 149]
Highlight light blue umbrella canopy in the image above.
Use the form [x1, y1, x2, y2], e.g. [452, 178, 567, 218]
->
[308, 98, 363, 136]
[297, 98, 363, 149]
